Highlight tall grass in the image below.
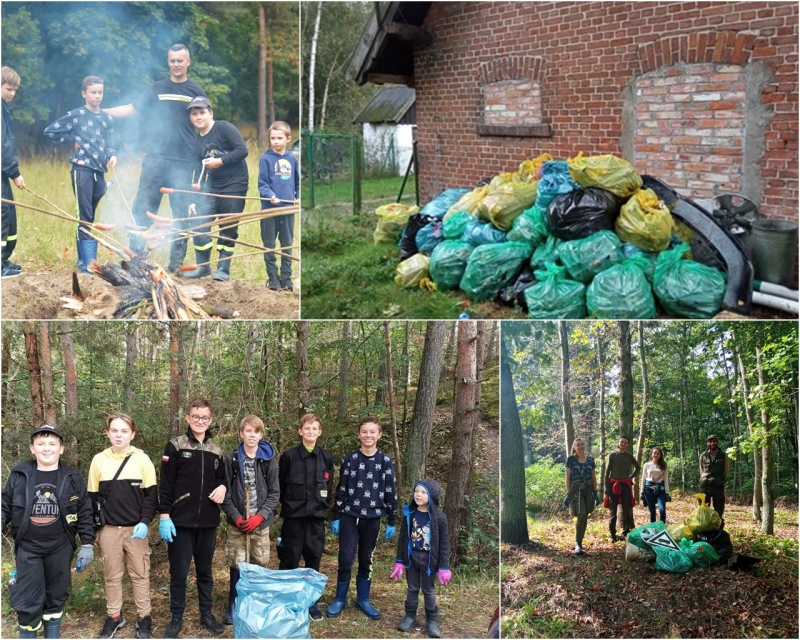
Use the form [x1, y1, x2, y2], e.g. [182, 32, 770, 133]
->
[11, 140, 297, 283]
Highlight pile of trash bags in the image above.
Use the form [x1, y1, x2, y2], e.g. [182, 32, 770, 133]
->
[376, 153, 727, 318]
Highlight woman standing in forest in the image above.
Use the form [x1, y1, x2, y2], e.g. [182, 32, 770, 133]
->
[640, 447, 669, 524]
[564, 438, 599, 555]
[604, 435, 640, 542]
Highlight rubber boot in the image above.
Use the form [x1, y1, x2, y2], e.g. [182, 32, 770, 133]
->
[129, 233, 146, 256]
[178, 248, 211, 279]
[168, 237, 188, 274]
[325, 581, 350, 618]
[18, 626, 38, 639]
[78, 240, 98, 273]
[425, 607, 441, 638]
[397, 602, 418, 632]
[354, 577, 380, 620]
[223, 567, 239, 625]
[43, 617, 61, 639]
[213, 249, 233, 282]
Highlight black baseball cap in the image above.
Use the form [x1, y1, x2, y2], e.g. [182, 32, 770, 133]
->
[187, 96, 212, 110]
[31, 424, 63, 442]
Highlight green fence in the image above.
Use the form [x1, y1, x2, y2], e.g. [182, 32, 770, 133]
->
[302, 131, 361, 215]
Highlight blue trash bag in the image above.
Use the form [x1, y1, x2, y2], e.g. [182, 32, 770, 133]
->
[416, 220, 444, 255]
[535, 161, 579, 210]
[233, 564, 328, 639]
[421, 188, 471, 219]
[461, 219, 507, 247]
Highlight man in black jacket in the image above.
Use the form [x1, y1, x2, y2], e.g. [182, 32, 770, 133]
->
[277, 413, 334, 621]
[158, 398, 227, 638]
[1, 425, 95, 638]
[1, 66, 25, 278]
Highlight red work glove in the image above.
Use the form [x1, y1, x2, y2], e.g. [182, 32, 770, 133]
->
[241, 514, 265, 533]
[235, 517, 247, 531]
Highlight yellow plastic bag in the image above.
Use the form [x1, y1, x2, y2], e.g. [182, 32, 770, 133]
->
[518, 153, 553, 181]
[489, 171, 520, 190]
[568, 153, 642, 198]
[373, 203, 420, 244]
[476, 181, 539, 231]
[668, 523, 694, 543]
[443, 185, 489, 221]
[684, 505, 722, 534]
[394, 253, 430, 288]
[615, 188, 674, 252]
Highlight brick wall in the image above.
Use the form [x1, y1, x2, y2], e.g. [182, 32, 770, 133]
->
[413, 1, 798, 221]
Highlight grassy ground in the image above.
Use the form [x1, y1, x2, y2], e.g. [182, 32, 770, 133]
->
[9, 142, 297, 284]
[501, 493, 799, 638]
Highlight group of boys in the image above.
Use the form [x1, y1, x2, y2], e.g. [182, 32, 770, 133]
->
[2, 407, 451, 639]
[1, 43, 297, 290]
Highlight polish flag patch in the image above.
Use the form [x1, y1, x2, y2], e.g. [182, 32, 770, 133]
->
[162, 455, 170, 462]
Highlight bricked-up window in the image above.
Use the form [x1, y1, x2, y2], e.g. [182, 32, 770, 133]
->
[633, 63, 746, 200]
[477, 56, 551, 137]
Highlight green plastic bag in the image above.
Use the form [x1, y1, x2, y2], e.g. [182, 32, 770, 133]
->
[443, 210, 473, 240]
[429, 241, 474, 290]
[567, 153, 642, 198]
[531, 235, 562, 269]
[506, 208, 548, 248]
[626, 520, 667, 551]
[615, 188, 673, 252]
[586, 256, 656, 319]
[558, 230, 623, 283]
[459, 242, 532, 302]
[684, 505, 722, 534]
[653, 545, 694, 574]
[679, 538, 720, 567]
[523, 263, 587, 319]
[373, 203, 420, 244]
[476, 181, 539, 231]
[394, 253, 429, 288]
[653, 243, 726, 318]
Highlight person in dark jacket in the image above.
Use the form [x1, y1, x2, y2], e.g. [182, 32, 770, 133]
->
[390, 478, 451, 638]
[699, 434, 729, 520]
[1, 425, 95, 638]
[158, 398, 227, 638]
[1, 66, 25, 278]
[220, 414, 279, 626]
[277, 413, 334, 621]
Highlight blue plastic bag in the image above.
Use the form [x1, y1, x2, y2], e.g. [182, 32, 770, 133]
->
[234, 564, 328, 639]
[421, 188, 471, 219]
[461, 219, 507, 247]
[416, 220, 444, 255]
[535, 161, 579, 210]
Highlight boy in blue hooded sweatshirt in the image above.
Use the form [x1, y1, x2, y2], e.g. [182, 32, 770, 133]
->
[220, 414, 279, 626]
[390, 478, 451, 638]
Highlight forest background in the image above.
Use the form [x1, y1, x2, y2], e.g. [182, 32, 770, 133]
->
[500, 320, 798, 638]
[1, 320, 499, 639]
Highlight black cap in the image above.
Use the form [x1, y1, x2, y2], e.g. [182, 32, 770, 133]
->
[187, 96, 212, 110]
[707, 434, 719, 441]
[31, 424, 63, 442]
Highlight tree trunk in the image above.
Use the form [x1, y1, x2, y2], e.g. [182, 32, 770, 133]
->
[597, 332, 607, 483]
[257, 2, 268, 148]
[737, 343, 762, 520]
[401, 321, 446, 494]
[297, 321, 310, 419]
[466, 321, 487, 500]
[169, 323, 182, 438]
[1, 328, 10, 416]
[441, 321, 457, 382]
[374, 363, 386, 407]
[401, 323, 410, 429]
[757, 342, 774, 534]
[336, 321, 352, 422]
[500, 340, 529, 545]
[125, 323, 138, 409]
[24, 322, 44, 426]
[678, 325, 688, 491]
[617, 321, 633, 438]
[444, 320, 477, 566]
[558, 321, 575, 459]
[307, 1, 323, 131]
[384, 322, 402, 496]
[634, 322, 649, 497]
[38, 322, 57, 426]
[721, 343, 740, 495]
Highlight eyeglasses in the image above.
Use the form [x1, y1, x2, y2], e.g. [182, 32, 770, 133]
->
[190, 415, 212, 423]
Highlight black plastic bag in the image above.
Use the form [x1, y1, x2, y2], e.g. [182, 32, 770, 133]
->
[496, 265, 536, 311]
[399, 213, 436, 260]
[545, 187, 621, 240]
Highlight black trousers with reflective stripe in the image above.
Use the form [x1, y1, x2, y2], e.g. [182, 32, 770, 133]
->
[2, 175, 17, 261]
[12, 542, 73, 629]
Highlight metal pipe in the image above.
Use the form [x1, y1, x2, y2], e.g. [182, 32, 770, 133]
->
[753, 280, 799, 301]
[751, 291, 799, 315]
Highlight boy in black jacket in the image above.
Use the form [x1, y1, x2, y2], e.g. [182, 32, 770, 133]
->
[158, 398, 227, 638]
[277, 413, 334, 621]
[180, 96, 249, 281]
[391, 478, 452, 638]
[220, 414, 279, 625]
[1, 66, 25, 278]
[1, 425, 95, 638]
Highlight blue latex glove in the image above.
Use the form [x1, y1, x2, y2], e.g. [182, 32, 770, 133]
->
[76, 544, 94, 572]
[330, 520, 340, 536]
[131, 523, 148, 539]
[563, 493, 571, 508]
[159, 517, 176, 543]
[385, 525, 396, 540]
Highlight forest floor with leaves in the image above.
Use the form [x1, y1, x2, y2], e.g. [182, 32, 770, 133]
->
[501, 494, 798, 638]
[0, 269, 299, 320]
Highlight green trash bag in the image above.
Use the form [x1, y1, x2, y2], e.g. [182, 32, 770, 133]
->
[523, 263, 587, 319]
[459, 242, 532, 302]
[443, 210, 473, 240]
[653, 545, 694, 574]
[558, 230, 623, 283]
[506, 208, 548, 248]
[531, 235, 563, 269]
[679, 538, 720, 567]
[626, 520, 667, 551]
[615, 188, 673, 252]
[586, 255, 656, 319]
[653, 243, 726, 318]
[684, 505, 722, 534]
[476, 181, 539, 231]
[567, 153, 642, 198]
[394, 253, 429, 288]
[429, 241, 474, 290]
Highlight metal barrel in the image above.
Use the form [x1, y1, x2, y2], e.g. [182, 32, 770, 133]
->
[746, 219, 798, 287]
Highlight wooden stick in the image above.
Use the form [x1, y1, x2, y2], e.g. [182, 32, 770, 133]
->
[111, 165, 137, 224]
[178, 248, 278, 272]
[23, 187, 74, 219]
[245, 486, 251, 564]
[160, 186, 296, 204]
